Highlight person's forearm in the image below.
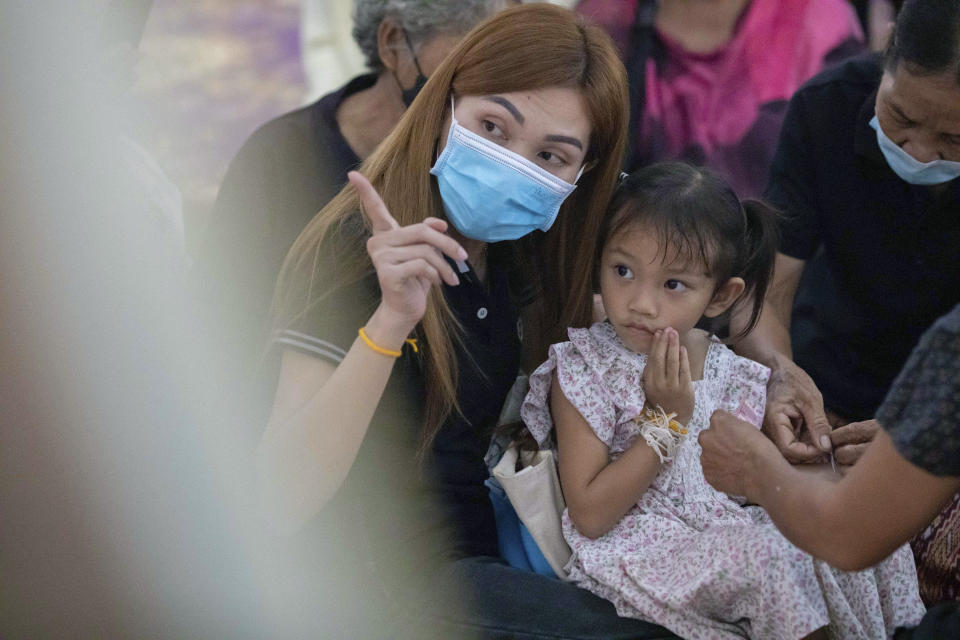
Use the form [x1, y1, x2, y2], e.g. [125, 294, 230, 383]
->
[729, 252, 804, 367]
[732, 309, 792, 367]
[747, 454, 851, 562]
[747, 432, 960, 571]
[749, 455, 912, 571]
[567, 441, 662, 539]
[257, 306, 415, 533]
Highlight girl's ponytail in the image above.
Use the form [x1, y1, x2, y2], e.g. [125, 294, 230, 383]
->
[597, 162, 780, 341]
[731, 200, 780, 340]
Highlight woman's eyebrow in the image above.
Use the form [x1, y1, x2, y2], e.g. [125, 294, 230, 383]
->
[483, 96, 525, 124]
[482, 96, 584, 150]
[546, 134, 583, 150]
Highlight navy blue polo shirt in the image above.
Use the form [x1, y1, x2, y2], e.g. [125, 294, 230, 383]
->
[765, 54, 960, 421]
[273, 234, 523, 589]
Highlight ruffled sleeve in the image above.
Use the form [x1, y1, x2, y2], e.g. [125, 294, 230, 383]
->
[520, 337, 617, 448]
[717, 352, 770, 429]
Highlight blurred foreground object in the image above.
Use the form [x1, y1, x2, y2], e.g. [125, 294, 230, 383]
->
[0, 3, 268, 636]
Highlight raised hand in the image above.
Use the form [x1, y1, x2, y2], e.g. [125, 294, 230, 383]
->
[642, 328, 694, 425]
[349, 171, 467, 334]
[761, 356, 833, 464]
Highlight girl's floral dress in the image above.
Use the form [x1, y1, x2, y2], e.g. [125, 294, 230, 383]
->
[521, 322, 925, 640]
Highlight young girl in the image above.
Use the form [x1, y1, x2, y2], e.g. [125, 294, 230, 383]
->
[520, 162, 924, 639]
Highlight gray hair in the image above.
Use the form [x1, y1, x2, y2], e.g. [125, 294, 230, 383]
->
[352, 0, 512, 71]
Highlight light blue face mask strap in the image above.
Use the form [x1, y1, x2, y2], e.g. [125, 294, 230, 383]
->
[431, 96, 459, 172]
[444, 94, 473, 271]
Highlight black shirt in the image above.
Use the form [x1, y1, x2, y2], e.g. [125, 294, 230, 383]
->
[193, 75, 372, 398]
[765, 55, 960, 420]
[275, 234, 523, 593]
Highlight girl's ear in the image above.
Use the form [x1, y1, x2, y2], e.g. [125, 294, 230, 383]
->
[703, 277, 745, 318]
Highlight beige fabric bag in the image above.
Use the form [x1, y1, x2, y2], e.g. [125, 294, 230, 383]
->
[492, 445, 571, 579]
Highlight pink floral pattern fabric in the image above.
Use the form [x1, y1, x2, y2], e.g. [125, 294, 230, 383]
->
[520, 322, 925, 640]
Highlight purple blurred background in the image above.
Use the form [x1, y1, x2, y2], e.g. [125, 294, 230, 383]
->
[132, 0, 307, 252]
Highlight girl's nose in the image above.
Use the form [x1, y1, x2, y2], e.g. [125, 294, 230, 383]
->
[628, 287, 658, 317]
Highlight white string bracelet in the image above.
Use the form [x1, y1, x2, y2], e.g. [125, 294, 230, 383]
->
[635, 405, 688, 464]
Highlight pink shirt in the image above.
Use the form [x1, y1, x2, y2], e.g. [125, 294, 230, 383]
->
[577, 0, 864, 196]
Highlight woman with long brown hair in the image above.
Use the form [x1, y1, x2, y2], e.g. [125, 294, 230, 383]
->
[257, 4, 673, 638]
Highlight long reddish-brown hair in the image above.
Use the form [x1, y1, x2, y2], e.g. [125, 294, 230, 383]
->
[273, 3, 628, 456]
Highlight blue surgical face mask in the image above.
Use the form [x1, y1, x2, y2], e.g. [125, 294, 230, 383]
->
[429, 98, 583, 243]
[870, 115, 960, 185]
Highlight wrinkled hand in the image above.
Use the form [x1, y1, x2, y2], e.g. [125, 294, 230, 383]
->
[700, 410, 777, 499]
[762, 356, 833, 464]
[642, 328, 694, 425]
[350, 171, 467, 329]
[830, 419, 881, 470]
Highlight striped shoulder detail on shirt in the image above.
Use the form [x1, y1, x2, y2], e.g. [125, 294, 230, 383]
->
[273, 329, 348, 363]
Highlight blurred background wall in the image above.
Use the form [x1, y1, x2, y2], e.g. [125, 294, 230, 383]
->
[134, 0, 307, 256]
[131, 0, 577, 257]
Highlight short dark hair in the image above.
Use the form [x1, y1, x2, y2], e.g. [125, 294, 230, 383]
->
[598, 163, 779, 339]
[884, 0, 960, 83]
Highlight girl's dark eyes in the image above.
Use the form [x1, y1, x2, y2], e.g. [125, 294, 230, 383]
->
[665, 279, 687, 292]
[616, 264, 633, 278]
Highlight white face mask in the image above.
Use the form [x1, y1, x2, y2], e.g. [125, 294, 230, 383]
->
[870, 115, 960, 185]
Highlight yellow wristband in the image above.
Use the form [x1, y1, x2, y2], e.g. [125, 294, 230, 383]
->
[358, 327, 418, 358]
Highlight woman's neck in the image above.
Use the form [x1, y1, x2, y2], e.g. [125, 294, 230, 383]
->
[655, 0, 751, 54]
[336, 73, 406, 160]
